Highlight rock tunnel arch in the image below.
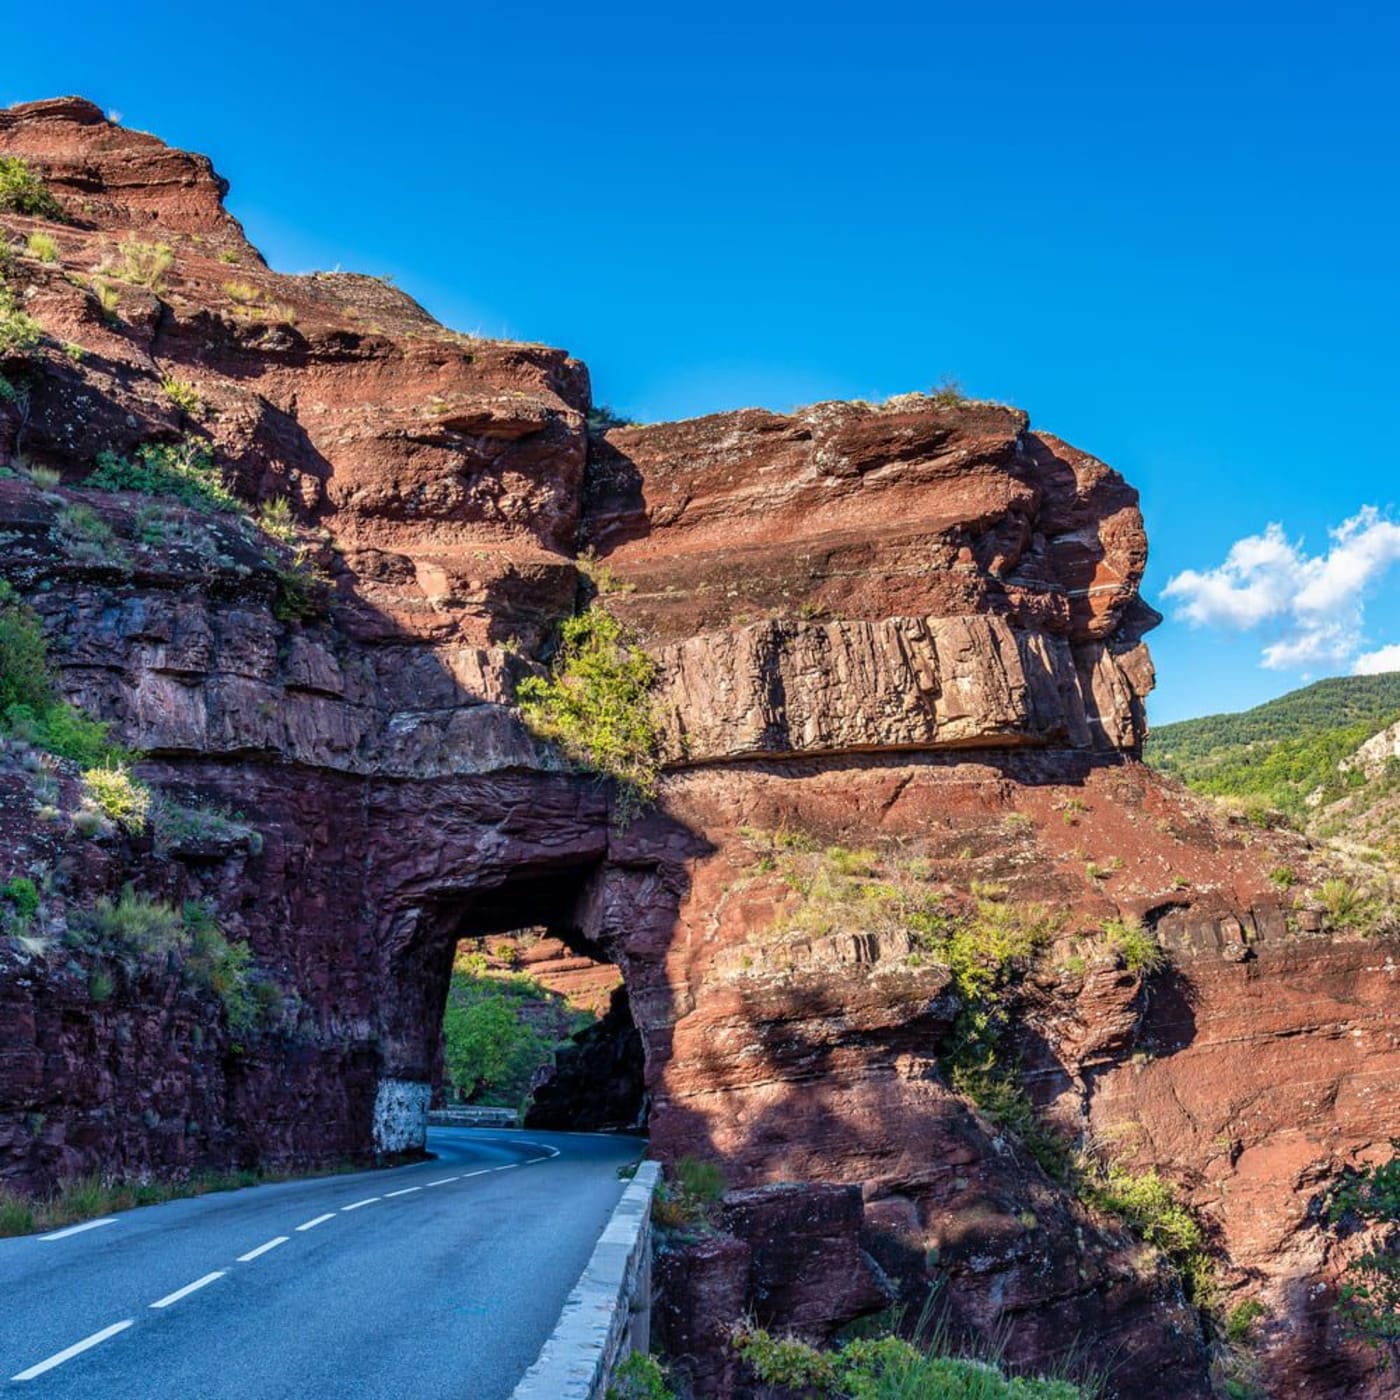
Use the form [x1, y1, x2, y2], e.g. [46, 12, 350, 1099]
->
[370, 851, 659, 1153]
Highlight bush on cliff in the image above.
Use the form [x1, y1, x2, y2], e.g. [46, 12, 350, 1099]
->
[0, 283, 42, 360]
[1327, 1142, 1400, 1353]
[516, 605, 660, 811]
[87, 438, 239, 514]
[0, 157, 64, 220]
[67, 888, 277, 1033]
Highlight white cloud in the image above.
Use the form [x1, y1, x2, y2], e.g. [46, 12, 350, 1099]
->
[1353, 644, 1400, 676]
[1162, 506, 1400, 672]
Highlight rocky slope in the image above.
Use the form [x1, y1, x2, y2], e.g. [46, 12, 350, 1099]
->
[0, 98, 1396, 1397]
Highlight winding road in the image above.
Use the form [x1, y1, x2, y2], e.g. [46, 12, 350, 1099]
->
[0, 1128, 642, 1398]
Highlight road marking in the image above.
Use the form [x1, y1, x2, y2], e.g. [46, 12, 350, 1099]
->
[295, 1213, 336, 1232]
[11, 1320, 133, 1380]
[460, 1168, 491, 1177]
[341, 1197, 379, 1211]
[493, 1164, 518, 1172]
[38, 1217, 117, 1241]
[384, 1186, 421, 1198]
[426, 1176, 459, 1187]
[151, 1272, 225, 1309]
[237, 1236, 289, 1262]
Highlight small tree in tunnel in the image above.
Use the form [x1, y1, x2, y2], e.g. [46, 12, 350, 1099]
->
[440, 961, 595, 1108]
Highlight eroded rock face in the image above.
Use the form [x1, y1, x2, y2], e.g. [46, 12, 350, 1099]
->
[0, 98, 1392, 1398]
[584, 404, 1158, 762]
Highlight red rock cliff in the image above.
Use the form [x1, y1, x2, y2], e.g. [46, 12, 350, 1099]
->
[0, 99, 1393, 1398]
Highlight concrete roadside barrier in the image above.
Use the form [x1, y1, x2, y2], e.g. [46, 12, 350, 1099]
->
[512, 1160, 662, 1399]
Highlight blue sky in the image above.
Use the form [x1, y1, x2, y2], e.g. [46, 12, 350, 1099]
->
[6, 2, 1398, 724]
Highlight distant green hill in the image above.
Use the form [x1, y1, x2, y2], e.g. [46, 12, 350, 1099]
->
[1146, 673, 1400, 815]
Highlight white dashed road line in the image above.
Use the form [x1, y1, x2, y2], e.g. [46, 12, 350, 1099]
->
[237, 1236, 289, 1262]
[8, 1142, 564, 1383]
[11, 1320, 133, 1381]
[150, 1272, 225, 1310]
[38, 1217, 117, 1242]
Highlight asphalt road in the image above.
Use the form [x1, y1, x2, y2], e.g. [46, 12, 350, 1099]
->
[0, 1128, 642, 1398]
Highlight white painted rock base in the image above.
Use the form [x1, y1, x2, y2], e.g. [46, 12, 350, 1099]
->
[373, 1078, 431, 1152]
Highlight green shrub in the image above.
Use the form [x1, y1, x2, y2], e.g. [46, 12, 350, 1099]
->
[12, 701, 119, 766]
[81, 766, 151, 831]
[88, 438, 238, 514]
[268, 548, 327, 622]
[0, 582, 54, 714]
[605, 1352, 673, 1400]
[736, 1327, 1088, 1399]
[2, 876, 40, 921]
[182, 901, 263, 1032]
[58, 503, 127, 565]
[1327, 1141, 1400, 1348]
[928, 375, 967, 408]
[0, 157, 64, 220]
[70, 886, 187, 957]
[26, 232, 58, 264]
[1103, 917, 1168, 975]
[258, 496, 297, 541]
[1224, 1298, 1267, 1345]
[161, 377, 202, 415]
[440, 958, 595, 1109]
[1082, 1163, 1214, 1307]
[516, 605, 660, 811]
[588, 404, 636, 431]
[115, 241, 173, 291]
[0, 284, 42, 357]
[92, 279, 121, 320]
[675, 1155, 727, 1205]
[1317, 878, 1377, 932]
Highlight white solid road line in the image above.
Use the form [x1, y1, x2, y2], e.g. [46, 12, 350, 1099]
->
[11, 1320, 134, 1381]
[295, 1213, 336, 1231]
[384, 1186, 421, 1198]
[38, 1217, 117, 1242]
[426, 1177, 459, 1187]
[341, 1197, 379, 1211]
[237, 1236, 289, 1262]
[150, 1272, 225, 1309]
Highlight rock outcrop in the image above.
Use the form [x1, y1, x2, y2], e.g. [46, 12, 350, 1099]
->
[1, 98, 1395, 1397]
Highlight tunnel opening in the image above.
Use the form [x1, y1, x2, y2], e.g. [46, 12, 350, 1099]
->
[378, 862, 647, 1150]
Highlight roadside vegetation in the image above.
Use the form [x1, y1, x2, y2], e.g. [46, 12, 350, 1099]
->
[734, 1323, 1093, 1399]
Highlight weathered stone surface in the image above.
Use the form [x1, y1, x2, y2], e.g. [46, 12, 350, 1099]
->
[584, 402, 1157, 760]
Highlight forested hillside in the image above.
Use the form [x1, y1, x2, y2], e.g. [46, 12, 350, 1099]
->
[1147, 674, 1400, 816]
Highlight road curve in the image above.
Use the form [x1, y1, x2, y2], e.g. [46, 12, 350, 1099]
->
[0, 1128, 643, 1398]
